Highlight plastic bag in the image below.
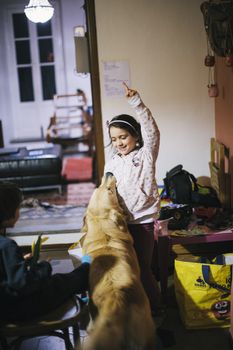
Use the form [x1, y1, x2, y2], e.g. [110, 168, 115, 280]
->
[174, 255, 232, 329]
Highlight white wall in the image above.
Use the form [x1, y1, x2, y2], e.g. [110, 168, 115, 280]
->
[59, 0, 92, 104]
[94, 0, 215, 184]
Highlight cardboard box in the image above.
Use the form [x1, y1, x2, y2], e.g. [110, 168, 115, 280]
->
[209, 138, 231, 208]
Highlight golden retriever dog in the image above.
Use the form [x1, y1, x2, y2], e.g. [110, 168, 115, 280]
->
[79, 172, 155, 350]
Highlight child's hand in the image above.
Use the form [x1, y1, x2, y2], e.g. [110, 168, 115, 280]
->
[24, 252, 32, 260]
[81, 254, 92, 264]
[123, 82, 137, 97]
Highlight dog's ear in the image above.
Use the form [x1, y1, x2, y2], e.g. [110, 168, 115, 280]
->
[82, 214, 88, 233]
[79, 233, 87, 247]
[109, 209, 127, 231]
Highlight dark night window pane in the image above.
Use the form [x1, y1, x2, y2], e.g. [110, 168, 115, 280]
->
[41, 66, 56, 100]
[38, 39, 54, 63]
[12, 13, 29, 38]
[37, 21, 52, 37]
[18, 67, 34, 102]
[15, 41, 31, 64]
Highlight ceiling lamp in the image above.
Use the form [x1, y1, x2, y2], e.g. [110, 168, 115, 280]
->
[24, 0, 54, 23]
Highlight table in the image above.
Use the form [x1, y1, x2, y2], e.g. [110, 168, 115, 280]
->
[154, 227, 233, 301]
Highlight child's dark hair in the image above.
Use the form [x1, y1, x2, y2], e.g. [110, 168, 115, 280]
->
[0, 182, 23, 225]
[108, 114, 143, 148]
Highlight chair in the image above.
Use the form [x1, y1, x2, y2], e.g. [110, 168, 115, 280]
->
[46, 93, 94, 157]
[0, 297, 82, 350]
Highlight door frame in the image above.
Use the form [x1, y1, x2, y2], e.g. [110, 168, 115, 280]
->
[85, 0, 104, 185]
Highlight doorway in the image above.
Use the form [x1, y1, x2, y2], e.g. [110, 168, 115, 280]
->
[2, 0, 103, 183]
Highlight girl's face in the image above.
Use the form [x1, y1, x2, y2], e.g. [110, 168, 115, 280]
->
[110, 126, 138, 156]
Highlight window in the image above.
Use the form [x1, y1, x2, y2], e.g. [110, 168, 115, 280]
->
[13, 13, 34, 102]
[12, 13, 56, 102]
[37, 21, 56, 100]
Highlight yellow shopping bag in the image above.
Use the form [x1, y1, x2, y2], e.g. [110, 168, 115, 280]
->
[174, 256, 232, 329]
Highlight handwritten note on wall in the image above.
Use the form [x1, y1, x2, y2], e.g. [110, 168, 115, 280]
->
[103, 60, 131, 97]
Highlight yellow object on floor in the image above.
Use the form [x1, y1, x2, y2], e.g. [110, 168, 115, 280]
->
[174, 257, 231, 329]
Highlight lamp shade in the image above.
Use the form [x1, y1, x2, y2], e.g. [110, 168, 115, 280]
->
[24, 0, 54, 23]
[74, 26, 89, 73]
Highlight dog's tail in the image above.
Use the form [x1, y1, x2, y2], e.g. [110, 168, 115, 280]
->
[82, 295, 134, 350]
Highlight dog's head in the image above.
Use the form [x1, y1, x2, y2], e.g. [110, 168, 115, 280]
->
[81, 172, 132, 245]
[88, 172, 123, 215]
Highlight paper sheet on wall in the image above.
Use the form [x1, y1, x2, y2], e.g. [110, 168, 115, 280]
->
[103, 60, 131, 97]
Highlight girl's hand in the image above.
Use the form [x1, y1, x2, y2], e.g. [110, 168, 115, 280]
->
[123, 82, 137, 97]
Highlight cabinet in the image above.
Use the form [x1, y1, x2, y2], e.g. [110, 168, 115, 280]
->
[46, 91, 93, 156]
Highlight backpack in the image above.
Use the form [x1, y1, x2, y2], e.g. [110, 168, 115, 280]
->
[163, 165, 198, 204]
[163, 164, 221, 207]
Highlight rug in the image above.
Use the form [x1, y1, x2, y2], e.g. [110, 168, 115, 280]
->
[23, 182, 96, 206]
[62, 157, 93, 181]
[7, 205, 87, 236]
[7, 183, 96, 237]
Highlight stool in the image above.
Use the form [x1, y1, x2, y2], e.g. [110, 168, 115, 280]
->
[0, 297, 82, 350]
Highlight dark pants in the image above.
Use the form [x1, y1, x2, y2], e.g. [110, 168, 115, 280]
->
[1, 263, 89, 323]
[128, 222, 161, 316]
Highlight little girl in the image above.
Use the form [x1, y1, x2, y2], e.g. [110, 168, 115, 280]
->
[104, 82, 161, 316]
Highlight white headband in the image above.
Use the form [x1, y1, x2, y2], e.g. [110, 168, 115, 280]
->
[107, 120, 137, 133]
